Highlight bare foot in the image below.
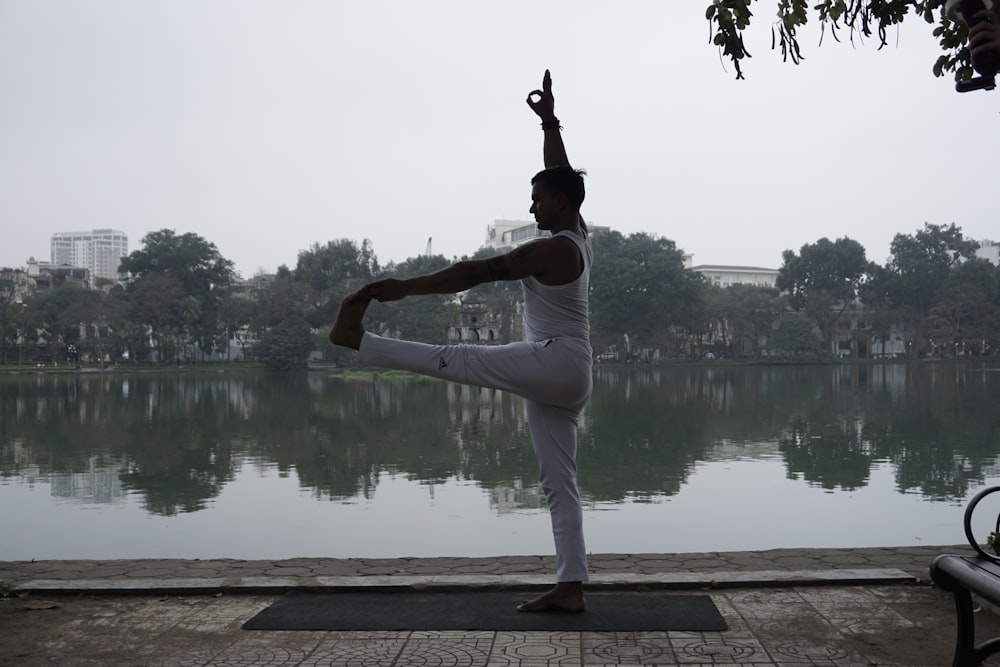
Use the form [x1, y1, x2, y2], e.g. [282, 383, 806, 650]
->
[329, 289, 371, 350]
[516, 582, 585, 612]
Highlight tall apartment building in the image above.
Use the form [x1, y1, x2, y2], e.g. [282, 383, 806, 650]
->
[50, 229, 128, 285]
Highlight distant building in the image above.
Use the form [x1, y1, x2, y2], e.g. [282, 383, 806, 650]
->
[484, 220, 548, 250]
[26, 258, 89, 290]
[484, 219, 608, 251]
[691, 264, 779, 289]
[51, 229, 128, 285]
[0, 267, 35, 303]
[229, 273, 276, 300]
[449, 301, 502, 344]
[976, 239, 999, 265]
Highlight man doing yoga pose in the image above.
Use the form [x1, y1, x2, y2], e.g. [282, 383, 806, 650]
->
[331, 70, 592, 613]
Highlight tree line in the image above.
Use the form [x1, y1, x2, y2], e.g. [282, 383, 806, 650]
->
[0, 222, 996, 369]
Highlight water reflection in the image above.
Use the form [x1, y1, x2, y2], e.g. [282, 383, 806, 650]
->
[1, 362, 999, 556]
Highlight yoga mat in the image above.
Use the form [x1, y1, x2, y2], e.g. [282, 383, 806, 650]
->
[243, 590, 727, 632]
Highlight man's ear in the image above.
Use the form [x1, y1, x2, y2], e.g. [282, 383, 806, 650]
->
[556, 192, 570, 210]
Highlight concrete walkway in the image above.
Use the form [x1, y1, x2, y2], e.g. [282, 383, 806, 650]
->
[2, 546, 999, 666]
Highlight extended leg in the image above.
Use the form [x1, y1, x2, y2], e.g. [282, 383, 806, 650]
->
[356, 333, 589, 406]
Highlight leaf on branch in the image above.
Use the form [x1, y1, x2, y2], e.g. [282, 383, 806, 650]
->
[706, 0, 972, 81]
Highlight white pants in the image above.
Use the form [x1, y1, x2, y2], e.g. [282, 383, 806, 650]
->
[358, 331, 592, 582]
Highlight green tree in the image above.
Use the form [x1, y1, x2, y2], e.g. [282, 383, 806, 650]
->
[251, 270, 317, 363]
[925, 257, 999, 355]
[705, 284, 786, 357]
[16, 281, 129, 365]
[125, 272, 186, 363]
[887, 222, 979, 355]
[61, 287, 111, 363]
[218, 292, 257, 360]
[589, 231, 699, 355]
[0, 278, 17, 364]
[119, 230, 236, 360]
[295, 238, 379, 292]
[254, 268, 310, 329]
[777, 237, 870, 352]
[858, 262, 904, 357]
[21, 283, 94, 363]
[102, 284, 133, 363]
[766, 314, 825, 359]
[254, 316, 314, 370]
[371, 254, 456, 343]
[706, 0, 975, 83]
[294, 239, 379, 330]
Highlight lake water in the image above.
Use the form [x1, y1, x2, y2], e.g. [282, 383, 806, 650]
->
[2, 361, 999, 561]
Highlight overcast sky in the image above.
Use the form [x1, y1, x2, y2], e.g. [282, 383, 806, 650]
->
[2, 1, 998, 279]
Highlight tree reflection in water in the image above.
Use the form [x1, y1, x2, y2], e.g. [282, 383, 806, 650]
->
[1, 361, 999, 522]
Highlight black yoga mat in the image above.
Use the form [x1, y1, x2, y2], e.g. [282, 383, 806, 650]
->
[243, 590, 727, 632]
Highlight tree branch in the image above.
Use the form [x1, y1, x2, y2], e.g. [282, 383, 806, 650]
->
[706, 0, 972, 81]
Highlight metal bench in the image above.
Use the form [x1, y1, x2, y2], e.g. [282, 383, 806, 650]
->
[931, 486, 1000, 667]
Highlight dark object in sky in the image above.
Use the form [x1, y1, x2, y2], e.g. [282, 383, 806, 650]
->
[952, 0, 999, 92]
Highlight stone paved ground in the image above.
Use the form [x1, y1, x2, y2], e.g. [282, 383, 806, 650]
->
[3, 546, 1000, 666]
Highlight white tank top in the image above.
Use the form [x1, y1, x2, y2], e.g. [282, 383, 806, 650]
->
[521, 230, 592, 343]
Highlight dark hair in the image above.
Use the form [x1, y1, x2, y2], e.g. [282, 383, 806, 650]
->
[531, 165, 586, 209]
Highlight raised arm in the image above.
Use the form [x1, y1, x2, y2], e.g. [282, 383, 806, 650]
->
[526, 69, 571, 169]
[526, 70, 587, 234]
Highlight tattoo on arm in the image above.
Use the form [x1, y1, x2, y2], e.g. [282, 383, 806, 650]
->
[510, 245, 537, 265]
[486, 256, 510, 282]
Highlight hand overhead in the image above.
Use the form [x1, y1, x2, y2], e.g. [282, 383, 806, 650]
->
[526, 69, 556, 122]
[528, 69, 571, 168]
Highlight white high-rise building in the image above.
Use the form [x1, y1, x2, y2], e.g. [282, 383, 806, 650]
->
[50, 229, 128, 285]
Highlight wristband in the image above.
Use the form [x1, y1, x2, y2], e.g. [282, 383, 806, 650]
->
[541, 118, 562, 131]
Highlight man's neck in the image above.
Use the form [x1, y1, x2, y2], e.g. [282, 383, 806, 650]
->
[551, 212, 584, 236]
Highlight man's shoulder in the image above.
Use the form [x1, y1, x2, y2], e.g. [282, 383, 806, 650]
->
[540, 232, 584, 255]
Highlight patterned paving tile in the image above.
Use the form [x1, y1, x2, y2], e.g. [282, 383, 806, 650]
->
[723, 591, 813, 621]
[133, 634, 240, 667]
[760, 639, 853, 665]
[300, 636, 409, 666]
[744, 617, 841, 642]
[582, 631, 676, 664]
[409, 631, 496, 640]
[204, 632, 325, 666]
[669, 634, 768, 664]
[394, 636, 494, 666]
[324, 630, 410, 640]
[489, 631, 580, 665]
